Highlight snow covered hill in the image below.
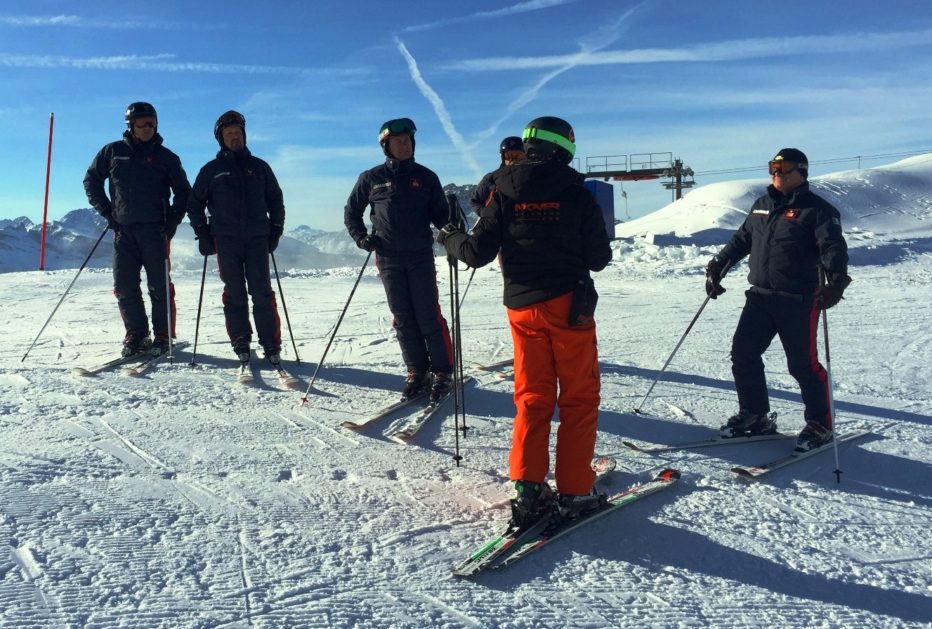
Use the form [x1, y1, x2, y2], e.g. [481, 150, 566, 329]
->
[1, 158, 930, 627]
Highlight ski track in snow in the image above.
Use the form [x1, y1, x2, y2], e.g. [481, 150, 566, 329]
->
[2, 226, 932, 624]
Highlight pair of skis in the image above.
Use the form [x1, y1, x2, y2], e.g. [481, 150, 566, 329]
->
[453, 459, 681, 577]
[624, 425, 871, 479]
[71, 341, 189, 378]
[341, 376, 473, 442]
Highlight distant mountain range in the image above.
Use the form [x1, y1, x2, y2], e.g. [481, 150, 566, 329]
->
[0, 184, 477, 273]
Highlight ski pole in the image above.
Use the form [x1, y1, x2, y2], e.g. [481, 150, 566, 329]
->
[271, 252, 300, 363]
[300, 250, 371, 403]
[164, 237, 174, 364]
[820, 269, 843, 484]
[458, 266, 477, 310]
[633, 261, 732, 414]
[190, 255, 208, 367]
[22, 226, 109, 362]
[446, 193, 469, 463]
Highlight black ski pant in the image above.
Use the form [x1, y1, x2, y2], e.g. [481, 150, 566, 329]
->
[112, 223, 175, 341]
[730, 289, 832, 429]
[215, 236, 281, 355]
[376, 251, 453, 374]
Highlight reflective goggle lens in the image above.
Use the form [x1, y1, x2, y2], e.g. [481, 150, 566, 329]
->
[379, 118, 416, 141]
[768, 160, 798, 175]
[134, 121, 156, 129]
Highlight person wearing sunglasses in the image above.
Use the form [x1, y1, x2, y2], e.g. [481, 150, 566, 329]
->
[438, 116, 612, 528]
[83, 101, 191, 358]
[705, 148, 851, 452]
[468, 136, 525, 214]
[186, 110, 287, 369]
[344, 117, 455, 403]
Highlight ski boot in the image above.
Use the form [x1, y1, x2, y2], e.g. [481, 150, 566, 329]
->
[509, 480, 554, 529]
[429, 371, 452, 404]
[555, 487, 607, 523]
[401, 368, 430, 400]
[264, 346, 282, 367]
[720, 410, 777, 438]
[150, 334, 170, 356]
[795, 422, 833, 452]
[121, 334, 152, 358]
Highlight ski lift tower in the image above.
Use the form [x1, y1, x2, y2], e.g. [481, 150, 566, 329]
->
[585, 152, 695, 201]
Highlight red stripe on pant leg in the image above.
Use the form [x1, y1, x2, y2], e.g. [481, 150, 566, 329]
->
[808, 300, 833, 429]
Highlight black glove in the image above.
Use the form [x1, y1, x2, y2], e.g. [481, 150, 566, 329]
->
[816, 272, 851, 309]
[269, 224, 284, 253]
[437, 223, 464, 245]
[100, 211, 120, 233]
[195, 224, 215, 256]
[161, 219, 179, 240]
[705, 256, 728, 299]
[356, 234, 380, 252]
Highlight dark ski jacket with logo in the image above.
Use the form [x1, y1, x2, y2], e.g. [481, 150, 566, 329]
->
[442, 159, 612, 309]
[84, 131, 190, 227]
[717, 182, 848, 296]
[186, 148, 285, 238]
[344, 157, 448, 255]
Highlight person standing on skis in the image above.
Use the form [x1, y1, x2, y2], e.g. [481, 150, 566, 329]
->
[706, 148, 850, 452]
[439, 116, 612, 527]
[469, 136, 525, 214]
[186, 110, 286, 368]
[83, 102, 191, 357]
[344, 117, 455, 403]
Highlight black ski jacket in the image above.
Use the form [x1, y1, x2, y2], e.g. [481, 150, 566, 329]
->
[442, 160, 612, 309]
[469, 171, 495, 214]
[344, 157, 448, 255]
[83, 132, 190, 227]
[186, 148, 285, 238]
[717, 182, 848, 296]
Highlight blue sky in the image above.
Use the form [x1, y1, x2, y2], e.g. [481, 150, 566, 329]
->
[2, 0, 932, 230]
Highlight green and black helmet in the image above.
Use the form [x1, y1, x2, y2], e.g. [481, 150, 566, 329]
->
[522, 116, 575, 164]
[379, 118, 417, 156]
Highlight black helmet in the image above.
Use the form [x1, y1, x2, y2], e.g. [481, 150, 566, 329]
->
[214, 110, 246, 147]
[499, 136, 524, 154]
[379, 117, 416, 156]
[124, 102, 157, 130]
[522, 116, 575, 164]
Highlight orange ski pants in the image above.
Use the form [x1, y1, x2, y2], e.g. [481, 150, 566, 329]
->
[506, 291, 600, 495]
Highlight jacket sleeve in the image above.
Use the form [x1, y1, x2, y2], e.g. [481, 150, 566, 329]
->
[814, 202, 848, 275]
[185, 167, 211, 231]
[717, 200, 757, 266]
[469, 173, 494, 213]
[83, 145, 113, 216]
[579, 188, 613, 272]
[167, 155, 192, 225]
[344, 172, 370, 242]
[429, 171, 451, 230]
[264, 163, 286, 229]
[443, 195, 503, 268]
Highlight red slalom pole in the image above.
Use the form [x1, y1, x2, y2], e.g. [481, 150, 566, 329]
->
[39, 112, 55, 270]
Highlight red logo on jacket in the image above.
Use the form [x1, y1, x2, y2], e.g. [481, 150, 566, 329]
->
[514, 201, 561, 221]
[782, 208, 800, 219]
[409, 178, 422, 189]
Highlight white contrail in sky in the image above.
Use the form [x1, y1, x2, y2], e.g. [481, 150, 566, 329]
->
[394, 37, 484, 180]
[474, 4, 643, 146]
[402, 0, 577, 33]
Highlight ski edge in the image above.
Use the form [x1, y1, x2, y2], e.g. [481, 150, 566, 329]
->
[730, 429, 872, 478]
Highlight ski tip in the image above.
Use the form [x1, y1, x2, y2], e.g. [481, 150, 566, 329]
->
[121, 368, 140, 377]
[730, 466, 757, 478]
[622, 440, 644, 452]
[657, 468, 681, 481]
[70, 367, 92, 377]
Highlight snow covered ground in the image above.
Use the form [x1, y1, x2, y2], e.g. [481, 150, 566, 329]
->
[1, 157, 931, 627]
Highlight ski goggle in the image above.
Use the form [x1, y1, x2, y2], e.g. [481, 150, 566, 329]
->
[379, 118, 417, 142]
[768, 160, 805, 175]
[522, 126, 575, 157]
[133, 120, 156, 129]
[218, 111, 246, 128]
